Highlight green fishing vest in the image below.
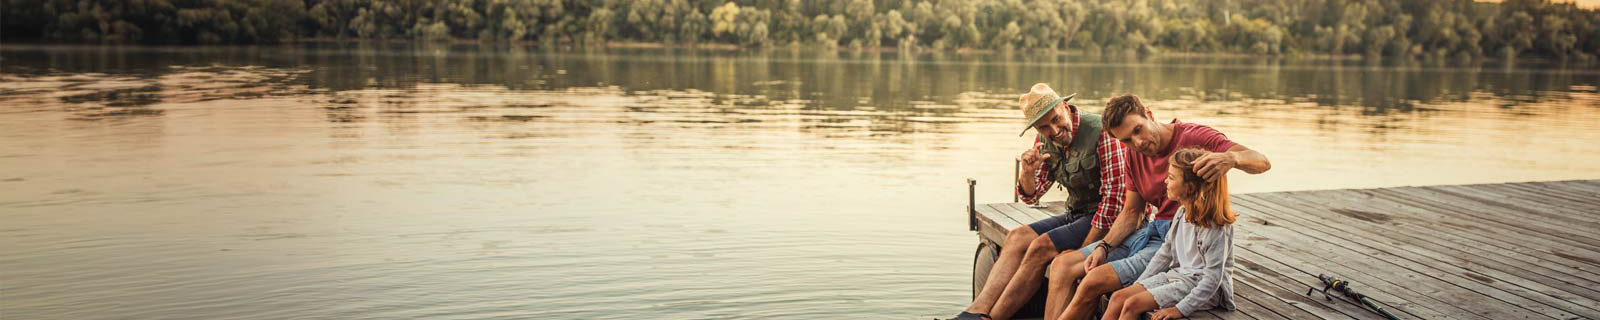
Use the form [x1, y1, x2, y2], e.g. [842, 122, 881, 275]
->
[1038, 110, 1105, 215]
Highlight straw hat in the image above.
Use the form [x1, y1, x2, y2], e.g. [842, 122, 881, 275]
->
[1018, 83, 1077, 136]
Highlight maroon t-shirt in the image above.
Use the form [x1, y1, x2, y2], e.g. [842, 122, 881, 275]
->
[1128, 120, 1237, 221]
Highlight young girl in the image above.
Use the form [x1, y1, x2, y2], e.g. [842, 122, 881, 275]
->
[1100, 147, 1237, 320]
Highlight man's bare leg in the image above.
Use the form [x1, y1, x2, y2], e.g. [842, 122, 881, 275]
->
[987, 235, 1061, 320]
[964, 227, 1040, 315]
[1044, 252, 1087, 320]
[1059, 264, 1123, 320]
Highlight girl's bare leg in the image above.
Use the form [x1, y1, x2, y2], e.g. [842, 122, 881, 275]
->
[1101, 284, 1145, 320]
[1118, 288, 1159, 320]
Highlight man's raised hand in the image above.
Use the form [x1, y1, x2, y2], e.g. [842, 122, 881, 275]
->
[1192, 151, 1238, 181]
[1020, 142, 1052, 173]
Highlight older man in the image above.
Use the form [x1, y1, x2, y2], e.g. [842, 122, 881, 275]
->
[949, 84, 1132, 320]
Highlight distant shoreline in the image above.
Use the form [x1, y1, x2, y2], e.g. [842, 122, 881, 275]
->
[20, 38, 1595, 64]
[285, 37, 1376, 60]
[0, 37, 1402, 61]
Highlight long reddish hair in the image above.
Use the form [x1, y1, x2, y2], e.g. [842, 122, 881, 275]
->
[1169, 148, 1237, 228]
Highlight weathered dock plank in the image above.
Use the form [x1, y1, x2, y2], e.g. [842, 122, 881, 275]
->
[974, 203, 1021, 245]
[966, 179, 1600, 320]
[1272, 188, 1600, 303]
[1232, 197, 1508, 320]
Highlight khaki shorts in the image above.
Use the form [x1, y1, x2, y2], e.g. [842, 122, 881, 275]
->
[1138, 271, 1200, 309]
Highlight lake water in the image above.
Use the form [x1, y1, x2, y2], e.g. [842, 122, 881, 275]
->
[2, 44, 1597, 319]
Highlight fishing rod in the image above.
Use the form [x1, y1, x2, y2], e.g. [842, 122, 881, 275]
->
[1306, 273, 1402, 320]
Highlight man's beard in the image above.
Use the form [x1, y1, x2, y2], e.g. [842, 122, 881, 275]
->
[1049, 130, 1070, 148]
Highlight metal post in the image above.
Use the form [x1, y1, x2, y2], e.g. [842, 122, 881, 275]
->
[967, 178, 977, 231]
[1013, 159, 1020, 203]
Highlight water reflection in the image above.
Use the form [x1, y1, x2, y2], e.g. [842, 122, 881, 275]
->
[1, 44, 1597, 320]
[7, 44, 1597, 114]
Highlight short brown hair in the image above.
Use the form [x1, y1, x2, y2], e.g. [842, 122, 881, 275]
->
[1101, 94, 1147, 130]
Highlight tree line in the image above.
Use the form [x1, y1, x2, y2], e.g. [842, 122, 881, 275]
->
[3, 0, 1597, 60]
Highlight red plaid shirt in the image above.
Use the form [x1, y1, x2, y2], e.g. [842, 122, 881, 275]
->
[1016, 105, 1132, 229]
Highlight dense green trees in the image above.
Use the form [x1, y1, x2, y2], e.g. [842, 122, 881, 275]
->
[1, 0, 308, 44]
[3, 0, 1597, 59]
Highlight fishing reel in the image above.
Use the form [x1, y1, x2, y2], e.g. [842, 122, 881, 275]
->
[1306, 273, 1351, 300]
[1306, 274, 1402, 320]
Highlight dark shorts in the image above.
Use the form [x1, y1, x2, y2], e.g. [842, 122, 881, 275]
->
[1027, 212, 1094, 252]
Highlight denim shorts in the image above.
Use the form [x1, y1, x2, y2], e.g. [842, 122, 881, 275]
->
[1027, 212, 1095, 252]
[1079, 219, 1173, 286]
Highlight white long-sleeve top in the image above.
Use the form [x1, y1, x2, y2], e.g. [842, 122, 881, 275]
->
[1138, 208, 1237, 316]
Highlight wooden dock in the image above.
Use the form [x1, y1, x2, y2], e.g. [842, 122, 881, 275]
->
[966, 179, 1600, 320]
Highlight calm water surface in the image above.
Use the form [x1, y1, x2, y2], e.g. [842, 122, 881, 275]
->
[2, 44, 1598, 319]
